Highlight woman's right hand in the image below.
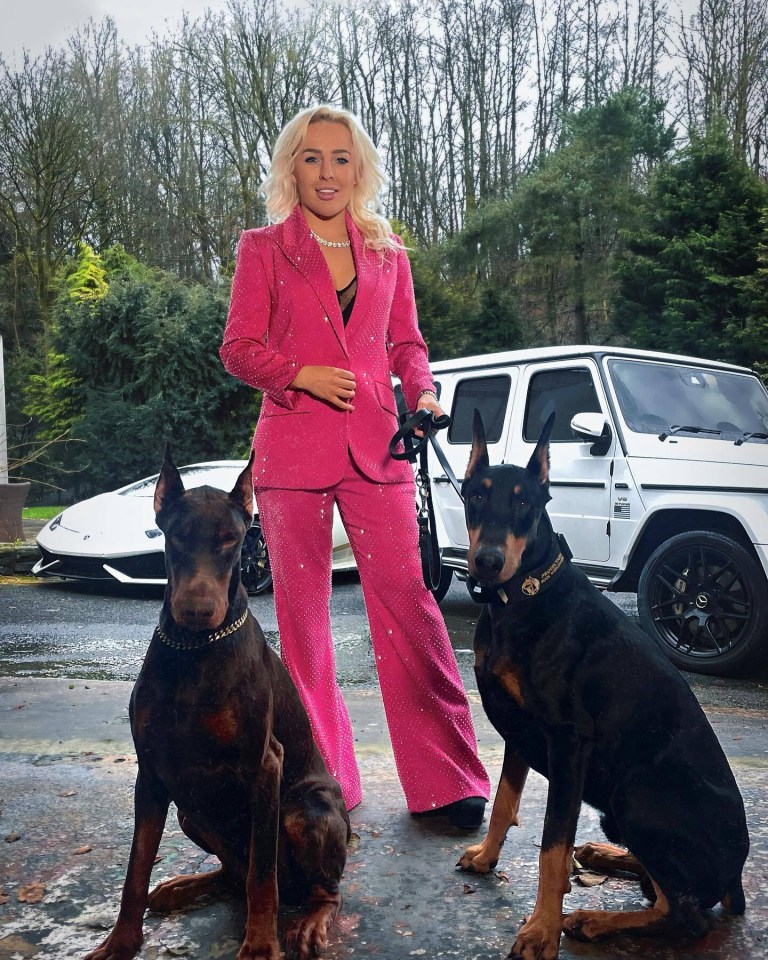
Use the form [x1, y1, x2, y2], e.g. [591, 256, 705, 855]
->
[290, 365, 356, 411]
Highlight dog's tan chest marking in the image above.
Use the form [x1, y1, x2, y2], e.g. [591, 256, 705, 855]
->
[203, 706, 239, 744]
[492, 656, 525, 706]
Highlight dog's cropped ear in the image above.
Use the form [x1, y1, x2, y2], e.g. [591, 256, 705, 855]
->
[230, 451, 255, 525]
[465, 409, 490, 482]
[526, 412, 555, 498]
[154, 443, 185, 520]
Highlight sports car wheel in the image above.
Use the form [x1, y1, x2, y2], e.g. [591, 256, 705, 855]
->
[240, 523, 273, 596]
[637, 530, 768, 676]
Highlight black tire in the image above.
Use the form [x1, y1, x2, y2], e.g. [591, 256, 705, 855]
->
[240, 523, 273, 596]
[430, 560, 454, 604]
[637, 530, 768, 676]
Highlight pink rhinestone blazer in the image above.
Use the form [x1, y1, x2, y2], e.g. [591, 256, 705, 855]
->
[220, 205, 436, 489]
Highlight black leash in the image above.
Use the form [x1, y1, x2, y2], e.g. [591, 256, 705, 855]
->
[389, 409, 462, 591]
[389, 409, 575, 602]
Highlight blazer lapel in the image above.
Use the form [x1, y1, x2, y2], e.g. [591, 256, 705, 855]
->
[276, 205, 348, 355]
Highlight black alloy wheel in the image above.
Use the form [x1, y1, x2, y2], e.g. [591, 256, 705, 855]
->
[637, 530, 768, 676]
[240, 523, 273, 596]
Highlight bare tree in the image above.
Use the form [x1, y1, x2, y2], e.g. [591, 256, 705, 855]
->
[0, 50, 95, 340]
[677, 0, 768, 173]
[529, 0, 586, 161]
[617, 0, 669, 100]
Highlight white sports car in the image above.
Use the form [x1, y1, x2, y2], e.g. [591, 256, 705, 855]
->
[33, 461, 356, 594]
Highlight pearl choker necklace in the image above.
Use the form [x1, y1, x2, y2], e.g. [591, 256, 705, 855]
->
[311, 230, 351, 249]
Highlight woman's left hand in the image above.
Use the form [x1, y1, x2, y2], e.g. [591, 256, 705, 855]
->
[414, 394, 446, 437]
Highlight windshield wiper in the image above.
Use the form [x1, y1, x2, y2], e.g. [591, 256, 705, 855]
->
[735, 431, 768, 446]
[658, 424, 722, 442]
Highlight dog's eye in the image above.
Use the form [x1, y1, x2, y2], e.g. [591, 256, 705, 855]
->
[470, 492, 486, 503]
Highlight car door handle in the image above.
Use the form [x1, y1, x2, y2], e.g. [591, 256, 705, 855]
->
[434, 476, 453, 484]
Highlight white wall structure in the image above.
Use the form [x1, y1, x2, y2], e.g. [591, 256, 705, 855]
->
[0, 336, 8, 482]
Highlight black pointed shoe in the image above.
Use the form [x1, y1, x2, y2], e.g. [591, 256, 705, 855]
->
[412, 796, 486, 830]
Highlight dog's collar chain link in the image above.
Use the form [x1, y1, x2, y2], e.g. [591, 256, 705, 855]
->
[154, 609, 249, 651]
[468, 533, 573, 606]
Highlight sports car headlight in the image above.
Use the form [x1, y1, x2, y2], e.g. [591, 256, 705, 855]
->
[145, 528, 163, 539]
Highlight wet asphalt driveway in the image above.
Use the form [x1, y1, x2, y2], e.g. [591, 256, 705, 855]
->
[2, 573, 768, 960]
[1, 574, 767, 711]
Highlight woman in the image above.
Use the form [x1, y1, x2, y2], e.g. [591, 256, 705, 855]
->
[220, 105, 489, 828]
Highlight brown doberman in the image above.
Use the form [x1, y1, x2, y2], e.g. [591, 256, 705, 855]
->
[84, 449, 350, 960]
[458, 411, 749, 960]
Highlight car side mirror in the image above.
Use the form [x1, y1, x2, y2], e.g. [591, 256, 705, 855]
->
[571, 412, 612, 456]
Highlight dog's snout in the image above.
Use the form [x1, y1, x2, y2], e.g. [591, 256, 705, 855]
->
[171, 585, 227, 631]
[474, 547, 505, 581]
[181, 601, 216, 621]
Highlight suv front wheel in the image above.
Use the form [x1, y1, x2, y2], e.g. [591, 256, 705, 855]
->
[637, 530, 768, 676]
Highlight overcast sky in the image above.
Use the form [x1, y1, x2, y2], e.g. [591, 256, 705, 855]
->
[1, 1, 233, 62]
[3, 0, 702, 65]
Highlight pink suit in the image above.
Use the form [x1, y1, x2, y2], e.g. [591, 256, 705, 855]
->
[220, 205, 489, 812]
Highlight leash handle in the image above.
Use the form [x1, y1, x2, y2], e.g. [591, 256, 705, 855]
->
[389, 408, 447, 460]
[389, 409, 457, 593]
[388, 408, 463, 500]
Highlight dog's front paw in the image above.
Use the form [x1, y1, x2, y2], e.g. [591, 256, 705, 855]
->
[83, 926, 143, 960]
[457, 841, 497, 874]
[285, 918, 328, 960]
[236, 939, 281, 960]
[285, 888, 343, 959]
[508, 914, 562, 960]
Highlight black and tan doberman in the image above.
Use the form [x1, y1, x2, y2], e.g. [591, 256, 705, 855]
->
[85, 450, 350, 960]
[458, 411, 749, 959]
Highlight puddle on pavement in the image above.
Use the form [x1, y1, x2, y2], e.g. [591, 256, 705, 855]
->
[0, 619, 475, 685]
[0, 628, 379, 684]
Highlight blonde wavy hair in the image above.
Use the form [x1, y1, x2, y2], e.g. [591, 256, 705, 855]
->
[263, 105, 397, 252]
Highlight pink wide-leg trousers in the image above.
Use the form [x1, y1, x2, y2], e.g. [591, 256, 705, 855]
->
[256, 455, 489, 812]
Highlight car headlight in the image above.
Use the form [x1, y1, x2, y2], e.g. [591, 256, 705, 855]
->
[145, 528, 163, 539]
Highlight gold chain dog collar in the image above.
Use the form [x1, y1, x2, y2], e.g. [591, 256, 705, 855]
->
[154, 609, 249, 651]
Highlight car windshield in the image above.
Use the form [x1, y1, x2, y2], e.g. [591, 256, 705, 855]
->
[120, 464, 244, 497]
[608, 359, 768, 441]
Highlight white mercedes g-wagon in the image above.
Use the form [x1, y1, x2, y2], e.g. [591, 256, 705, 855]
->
[419, 345, 768, 677]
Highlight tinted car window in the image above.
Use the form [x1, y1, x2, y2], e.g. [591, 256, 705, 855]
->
[449, 375, 510, 443]
[524, 368, 601, 442]
[609, 359, 768, 439]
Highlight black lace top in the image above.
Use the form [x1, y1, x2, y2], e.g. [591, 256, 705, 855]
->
[337, 276, 357, 325]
